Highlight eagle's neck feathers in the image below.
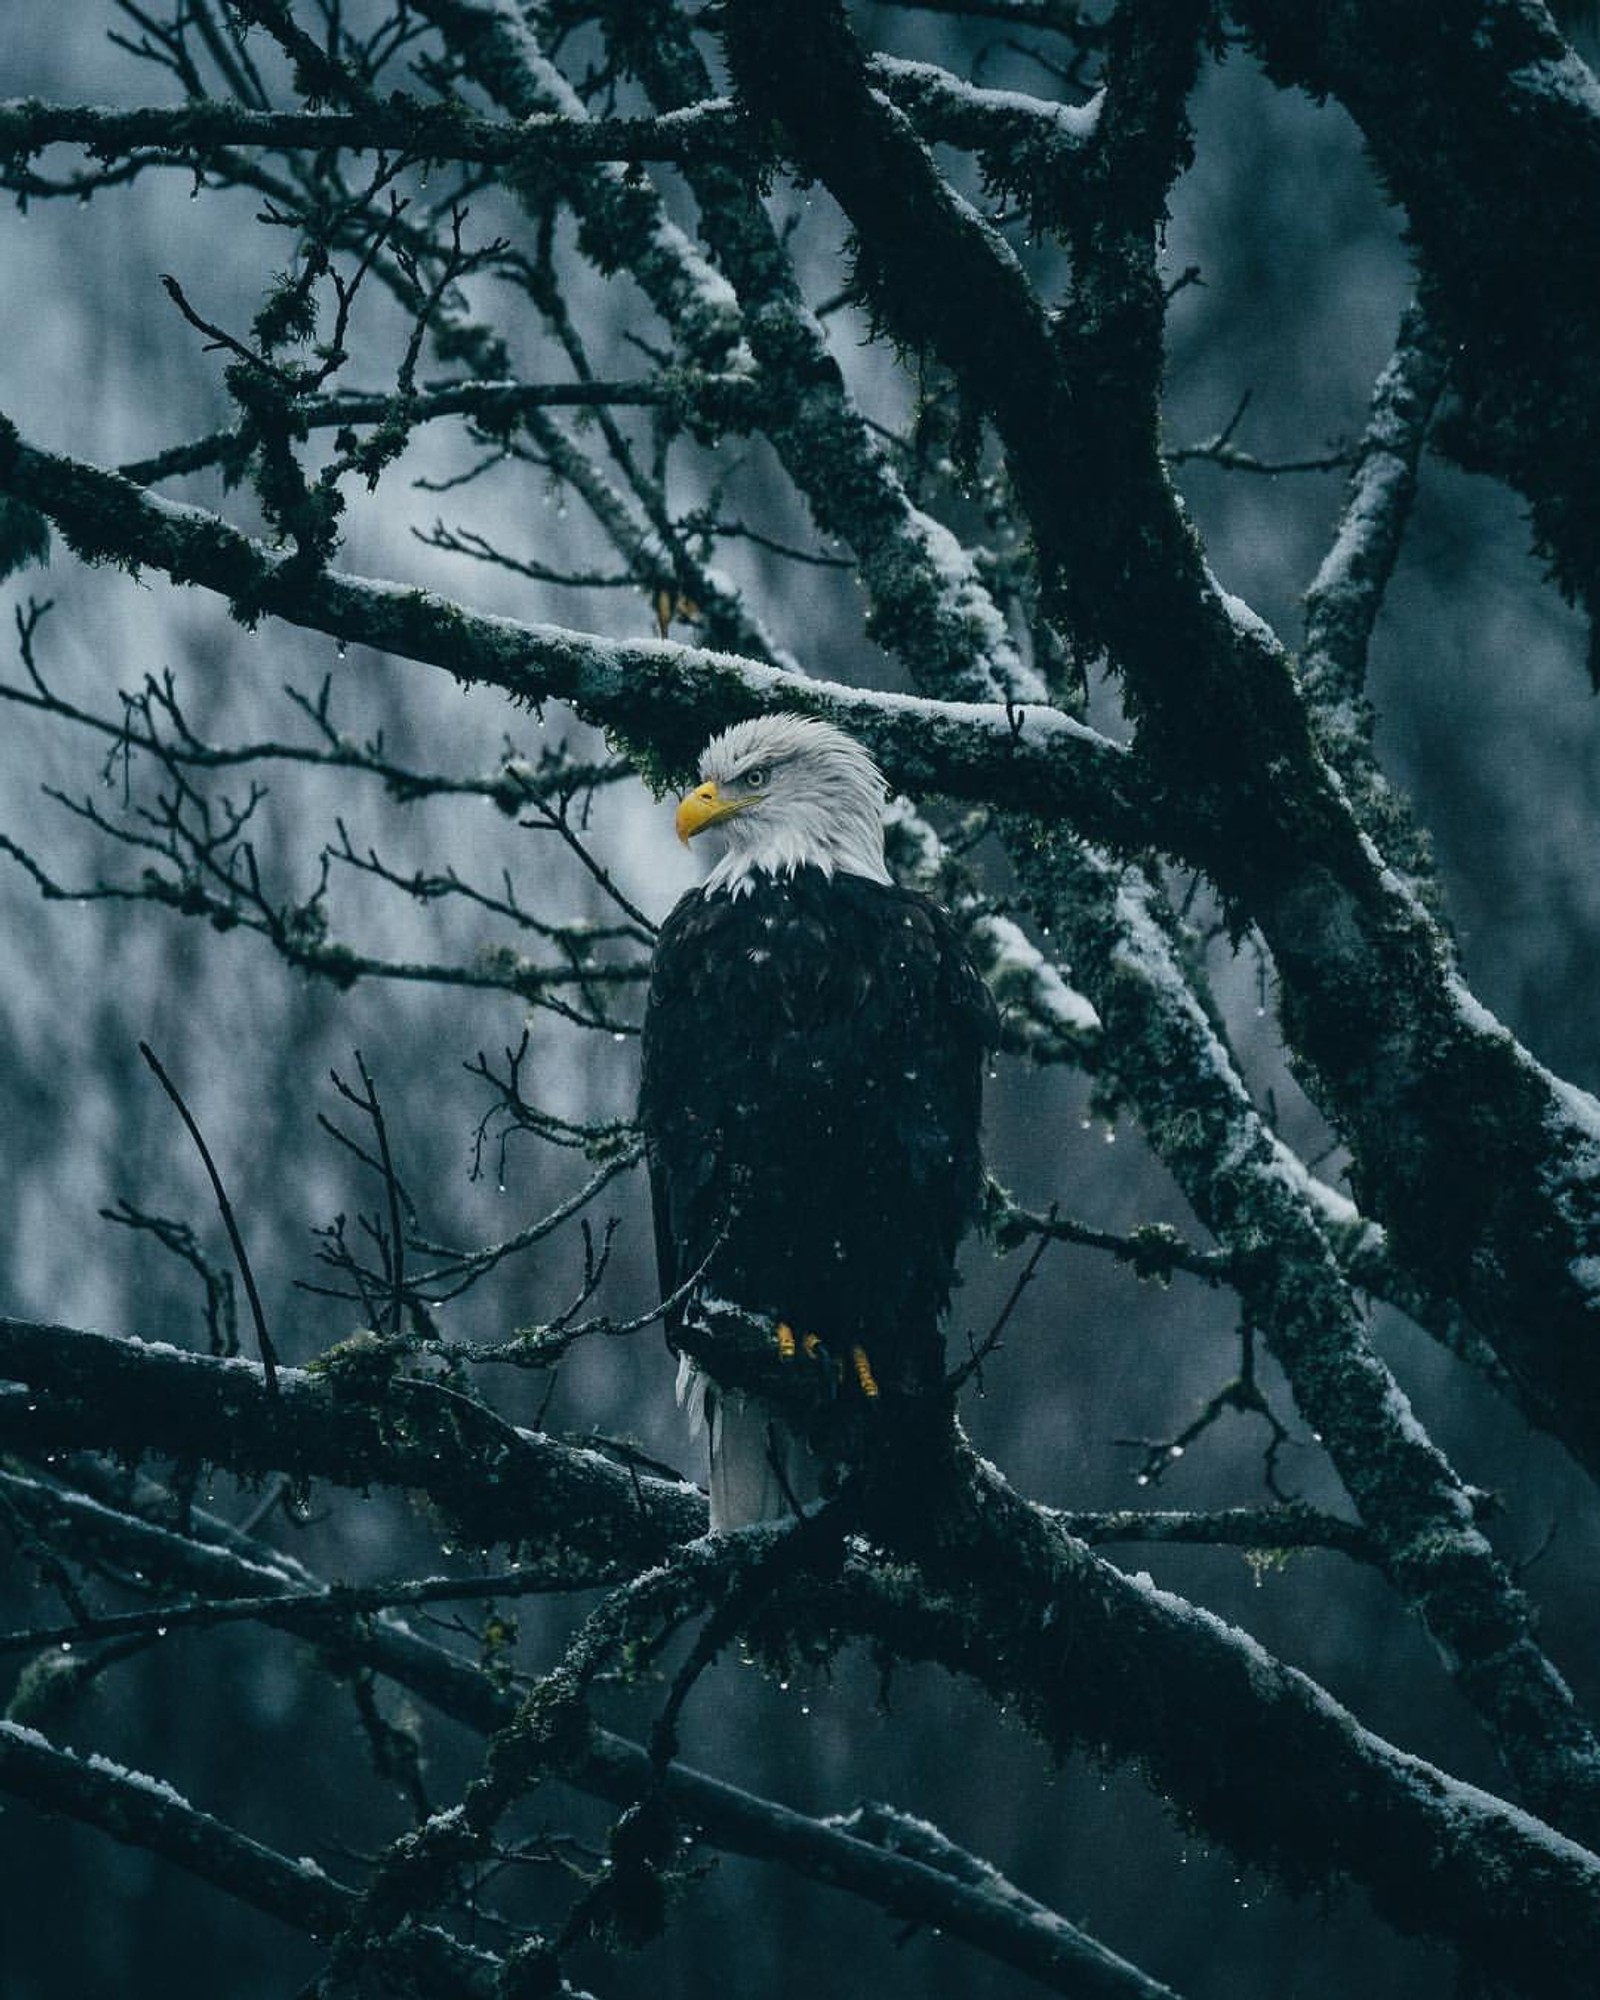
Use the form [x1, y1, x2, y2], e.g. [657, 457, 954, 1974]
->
[702, 806, 890, 897]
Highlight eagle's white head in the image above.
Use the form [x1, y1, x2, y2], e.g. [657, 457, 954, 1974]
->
[676, 713, 892, 897]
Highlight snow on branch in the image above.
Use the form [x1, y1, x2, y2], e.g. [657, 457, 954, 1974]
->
[1233, 0, 1600, 667]
[1302, 302, 1448, 715]
[868, 54, 1102, 150]
[1016, 843, 1600, 1845]
[0, 1314, 707, 1561]
[1298, 300, 1448, 894]
[584, 1738, 1183, 2000]
[7, 1325, 1600, 1988]
[0, 1462, 1174, 1997]
[437, 0, 1040, 708]
[0, 412, 1142, 843]
[409, 0, 750, 381]
[828, 1444, 1600, 1995]
[0, 91, 747, 172]
[868, 52, 1102, 233]
[0, 1721, 528, 1998]
[716, 0, 1600, 1491]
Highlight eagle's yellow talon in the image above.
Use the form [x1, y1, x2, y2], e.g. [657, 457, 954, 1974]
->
[775, 1322, 797, 1360]
[801, 1332, 823, 1360]
[851, 1344, 881, 1399]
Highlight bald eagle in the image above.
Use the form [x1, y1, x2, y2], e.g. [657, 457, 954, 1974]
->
[638, 714, 997, 1529]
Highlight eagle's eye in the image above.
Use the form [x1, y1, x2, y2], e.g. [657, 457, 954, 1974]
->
[743, 766, 770, 791]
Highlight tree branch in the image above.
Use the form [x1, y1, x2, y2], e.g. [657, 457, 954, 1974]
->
[0, 1315, 706, 1562]
[0, 1462, 1178, 2000]
[1298, 298, 1449, 893]
[0, 91, 746, 171]
[1013, 842, 1600, 1842]
[715, 0, 1600, 1497]
[812, 1438, 1600, 1999]
[1234, 0, 1600, 671]
[0, 409, 1143, 838]
[424, 0, 1043, 708]
[6, 1326, 1600, 1990]
[0, 1721, 517, 1998]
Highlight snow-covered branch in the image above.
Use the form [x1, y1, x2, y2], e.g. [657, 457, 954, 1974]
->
[0, 91, 746, 172]
[820, 1440, 1600, 1998]
[1299, 299, 1448, 893]
[7, 1323, 1600, 1992]
[0, 1314, 707, 1560]
[1016, 842, 1600, 1843]
[0, 1718, 569, 1997]
[10, 2, 1600, 1989]
[0, 1463, 1175, 1999]
[719, 0, 1600, 1495]
[430, 0, 1042, 709]
[0, 413, 1142, 841]
[1235, 0, 1600, 665]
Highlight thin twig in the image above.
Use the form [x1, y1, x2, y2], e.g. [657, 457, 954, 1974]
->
[138, 1042, 279, 1394]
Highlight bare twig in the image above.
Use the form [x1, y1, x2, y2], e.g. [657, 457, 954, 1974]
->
[138, 1043, 279, 1393]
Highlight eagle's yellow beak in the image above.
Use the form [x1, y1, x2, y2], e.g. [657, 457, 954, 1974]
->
[675, 780, 748, 843]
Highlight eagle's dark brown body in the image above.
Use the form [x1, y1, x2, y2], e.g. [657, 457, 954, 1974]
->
[639, 864, 996, 1398]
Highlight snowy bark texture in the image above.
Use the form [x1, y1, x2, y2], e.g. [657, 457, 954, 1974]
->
[5, 3, 1600, 1997]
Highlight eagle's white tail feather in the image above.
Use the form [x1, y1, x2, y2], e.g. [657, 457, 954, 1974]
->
[708, 1395, 798, 1531]
[675, 1349, 711, 1435]
[678, 1357, 816, 1530]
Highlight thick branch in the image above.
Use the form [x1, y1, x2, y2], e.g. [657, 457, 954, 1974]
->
[819, 1440, 1600, 1998]
[0, 1315, 705, 1561]
[581, 1732, 1181, 2000]
[0, 1721, 507, 1998]
[1047, 1501, 1375, 1563]
[0, 411, 1142, 837]
[0, 1465, 1175, 2000]
[1297, 299, 1448, 894]
[0, 92, 744, 170]
[867, 52, 1101, 157]
[9, 1337, 1600, 1984]
[1016, 842, 1600, 1844]
[1234, 0, 1600, 664]
[718, 0, 1600, 1490]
